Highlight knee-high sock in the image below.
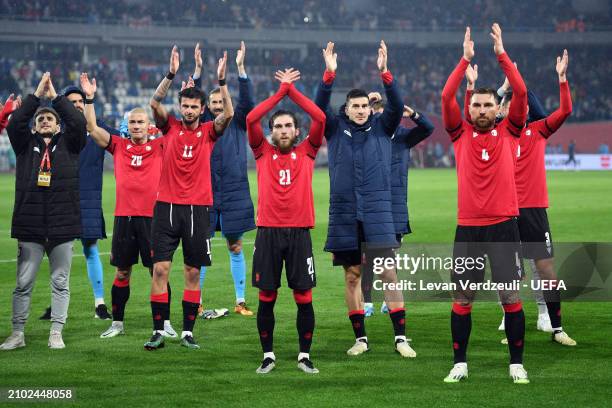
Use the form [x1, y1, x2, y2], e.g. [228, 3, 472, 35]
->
[389, 307, 406, 337]
[83, 241, 104, 301]
[165, 282, 171, 320]
[503, 302, 525, 364]
[229, 250, 246, 303]
[349, 310, 366, 339]
[151, 292, 169, 331]
[451, 303, 472, 364]
[294, 290, 315, 354]
[182, 290, 200, 332]
[531, 260, 548, 315]
[257, 290, 277, 353]
[111, 277, 130, 321]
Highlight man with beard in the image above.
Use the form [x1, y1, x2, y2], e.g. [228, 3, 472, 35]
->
[144, 46, 234, 350]
[441, 24, 529, 384]
[246, 68, 325, 374]
[0, 72, 86, 350]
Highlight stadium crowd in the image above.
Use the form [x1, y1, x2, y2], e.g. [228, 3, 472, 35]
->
[2, 0, 608, 31]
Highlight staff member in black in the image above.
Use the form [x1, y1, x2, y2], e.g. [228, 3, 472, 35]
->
[0, 72, 87, 350]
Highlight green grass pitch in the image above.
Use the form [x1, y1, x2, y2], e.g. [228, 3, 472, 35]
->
[0, 169, 610, 407]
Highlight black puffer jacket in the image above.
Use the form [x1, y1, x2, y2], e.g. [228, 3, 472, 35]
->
[7, 94, 87, 242]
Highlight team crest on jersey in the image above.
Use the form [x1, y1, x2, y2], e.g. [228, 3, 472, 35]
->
[273, 154, 278, 160]
[146, 145, 152, 151]
[491, 129, 498, 136]
[472, 132, 478, 138]
[291, 152, 296, 160]
[197, 131, 202, 138]
[526, 129, 532, 136]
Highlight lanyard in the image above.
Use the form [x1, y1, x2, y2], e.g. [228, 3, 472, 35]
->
[40, 146, 51, 172]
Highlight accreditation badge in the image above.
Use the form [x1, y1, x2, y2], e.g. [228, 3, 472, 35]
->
[37, 170, 51, 187]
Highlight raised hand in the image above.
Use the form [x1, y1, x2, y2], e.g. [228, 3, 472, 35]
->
[194, 43, 202, 70]
[34, 72, 50, 98]
[169, 45, 180, 74]
[556, 49, 568, 81]
[322, 41, 337, 73]
[236, 41, 246, 69]
[80, 73, 97, 98]
[403, 105, 415, 118]
[377, 40, 388, 73]
[1, 94, 21, 114]
[465, 64, 478, 85]
[181, 76, 195, 91]
[46, 75, 57, 99]
[274, 68, 301, 84]
[217, 51, 228, 81]
[490, 23, 505, 56]
[463, 27, 474, 61]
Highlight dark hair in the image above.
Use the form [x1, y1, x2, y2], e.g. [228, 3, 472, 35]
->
[268, 109, 299, 130]
[470, 87, 499, 104]
[208, 88, 221, 101]
[345, 88, 369, 104]
[34, 107, 60, 124]
[501, 90, 513, 106]
[179, 87, 206, 105]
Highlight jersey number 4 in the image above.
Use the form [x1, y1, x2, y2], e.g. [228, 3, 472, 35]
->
[481, 149, 490, 161]
[131, 155, 142, 166]
[279, 169, 291, 185]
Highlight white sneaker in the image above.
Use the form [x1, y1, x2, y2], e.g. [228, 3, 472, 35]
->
[444, 362, 468, 383]
[163, 321, 178, 338]
[509, 364, 530, 384]
[395, 339, 417, 358]
[48, 331, 65, 349]
[553, 331, 577, 346]
[536, 314, 553, 333]
[100, 322, 125, 339]
[0, 331, 25, 350]
[498, 316, 505, 331]
[346, 339, 369, 356]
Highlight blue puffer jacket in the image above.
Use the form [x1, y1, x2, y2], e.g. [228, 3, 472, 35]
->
[391, 113, 434, 236]
[315, 76, 404, 252]
[79, 121, 119, 240]
[196, 76, 256, 236]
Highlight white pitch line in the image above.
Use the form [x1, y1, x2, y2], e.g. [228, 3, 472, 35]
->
[0, 239, 253, 264]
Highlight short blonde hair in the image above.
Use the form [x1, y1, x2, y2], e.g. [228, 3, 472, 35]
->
[128, 107, 149, 120]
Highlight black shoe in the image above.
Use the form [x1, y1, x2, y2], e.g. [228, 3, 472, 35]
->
[256, 357, 276, 374]
[95, 304, 112, 320]
[39, 306, 51, 320]
[144, 332, 165, 350]
[297, 358, 319, 374]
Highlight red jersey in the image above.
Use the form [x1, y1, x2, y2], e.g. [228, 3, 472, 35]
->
[106, 135, 164, 217]
[246, 82, 325, 228]
[156, 116, 218, 205]
[516, 81, 572, 208]
[442, 53, 527, 226]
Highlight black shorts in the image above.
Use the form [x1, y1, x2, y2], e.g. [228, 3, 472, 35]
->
[151, 202, 211, 268]
[252, 227, 316, 290]
[332, 222, 395, 267]
[452, 218, 524, 285]
[517, 207, 554, 260]
[110, 216, 153, 268]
